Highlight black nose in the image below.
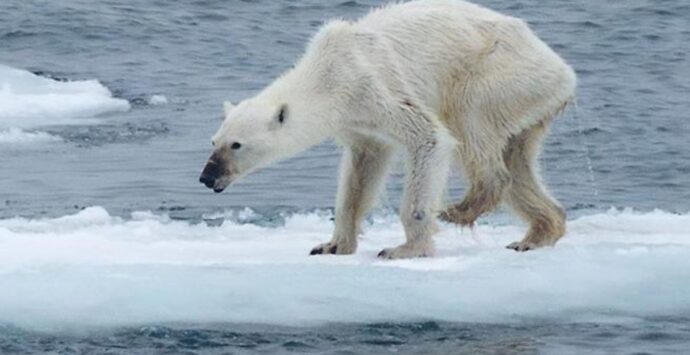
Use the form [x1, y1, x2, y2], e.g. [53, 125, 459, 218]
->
[199, 174, 215, 188]
[200, 158, 222, 189]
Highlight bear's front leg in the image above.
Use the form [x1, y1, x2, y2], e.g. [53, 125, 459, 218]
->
[310, 138, 393, 255]
[378, 129, 453, 259]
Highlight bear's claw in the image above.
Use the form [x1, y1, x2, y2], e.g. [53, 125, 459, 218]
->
[507, 241, 530, 252]
[310, 245, 336, 255]
[438, 206, 477, 227]
[506, 241, 544, 252]
[309, 241, 355, 255]
[377, 244, 433, 259]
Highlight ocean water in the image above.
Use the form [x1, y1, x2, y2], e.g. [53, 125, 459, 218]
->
[0, 0, 689, 354]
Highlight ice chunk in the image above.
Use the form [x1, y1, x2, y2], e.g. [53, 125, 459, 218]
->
[148, 94, 168, 105]
[0, 207, 689, 329]
[0, 64, 130, 129]
[0, 128, 61, 144]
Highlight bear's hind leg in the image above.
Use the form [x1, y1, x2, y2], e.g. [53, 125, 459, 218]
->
[439, 129, 511, 227]
[504, 122, 566, 252]
[310, 138, 393, 255]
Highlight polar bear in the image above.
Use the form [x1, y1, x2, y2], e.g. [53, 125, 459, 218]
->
[199, 0, 576, 258]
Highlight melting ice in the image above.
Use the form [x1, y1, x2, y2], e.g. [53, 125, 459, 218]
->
[0, 207, 689, 330]
[0, 64, 129, 143]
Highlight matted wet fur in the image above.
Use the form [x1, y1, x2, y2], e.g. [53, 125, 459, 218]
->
[201, 1, 576, 258]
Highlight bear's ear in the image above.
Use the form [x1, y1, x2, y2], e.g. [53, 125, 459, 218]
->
[223, 101, 236, 116]
[276, 104, 288, 125]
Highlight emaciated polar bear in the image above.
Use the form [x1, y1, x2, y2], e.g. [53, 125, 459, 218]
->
[200, 0, 576, 259]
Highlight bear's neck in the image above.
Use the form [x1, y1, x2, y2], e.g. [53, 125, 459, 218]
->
[260, 67, 342, 145]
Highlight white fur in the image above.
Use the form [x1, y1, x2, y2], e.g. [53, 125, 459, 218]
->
[209, 0, 576, 258]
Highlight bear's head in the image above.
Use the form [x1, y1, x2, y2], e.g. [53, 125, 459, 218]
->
[199, 99, 294, 193]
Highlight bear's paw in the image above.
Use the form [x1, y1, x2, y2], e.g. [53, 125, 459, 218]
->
[309, 241, 356, 256]
[377, 243, 434, 259]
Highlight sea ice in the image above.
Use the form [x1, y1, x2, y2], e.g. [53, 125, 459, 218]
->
[0, 64, 130, 129]
[0, 207, 688, 330]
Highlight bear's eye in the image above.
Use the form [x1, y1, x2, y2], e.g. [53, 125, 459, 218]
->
[277, 104, 287, 124]
[231, 142, 242, 150]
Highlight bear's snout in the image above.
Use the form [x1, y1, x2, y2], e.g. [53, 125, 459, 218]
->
[199, 158, 225, 192]
[199, 172, 215, 188]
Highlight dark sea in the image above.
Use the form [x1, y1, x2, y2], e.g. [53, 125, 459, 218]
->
[1, 0, 689, 354]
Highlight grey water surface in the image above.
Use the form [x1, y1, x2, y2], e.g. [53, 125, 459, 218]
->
[1, 0, 689, 354]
